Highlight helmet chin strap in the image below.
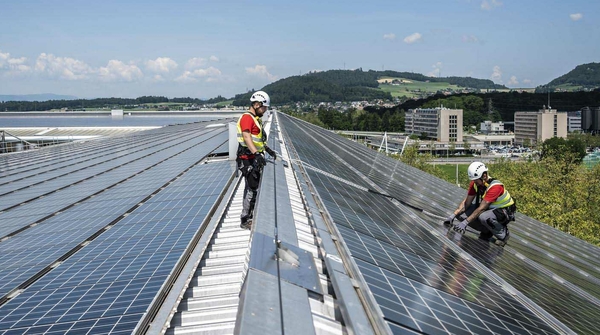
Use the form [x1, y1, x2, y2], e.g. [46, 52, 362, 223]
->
[251, 103, 264, 116]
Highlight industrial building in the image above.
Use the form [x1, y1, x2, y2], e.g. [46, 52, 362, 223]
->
[581, 107, 600, 133]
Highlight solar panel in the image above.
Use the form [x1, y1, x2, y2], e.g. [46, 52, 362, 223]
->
[279, 113, 600, 334]
[0, 160, 234, 334]
[0, 126, 229, 237]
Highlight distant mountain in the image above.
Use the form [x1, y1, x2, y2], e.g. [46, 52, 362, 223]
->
[0, 94, 78, 102]
[232, 69, 507, 105]
[542, 62, 600, 91]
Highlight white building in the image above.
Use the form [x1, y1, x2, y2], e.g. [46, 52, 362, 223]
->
[405, 107, 463, 142]
[567, 111, 581, 132]
[480, 120, 505, 134]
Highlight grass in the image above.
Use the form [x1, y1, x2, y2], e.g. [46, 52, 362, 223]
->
[377, 77, 461, 98]
[555, 84, 585, 91]
[215, 100, 233, 107]
[435, 163, 469, 185]
[141, 102, 187, 106]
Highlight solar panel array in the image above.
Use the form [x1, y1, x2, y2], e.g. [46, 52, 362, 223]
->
[0, 120, 236, 334]
[278, 113, 600, 335]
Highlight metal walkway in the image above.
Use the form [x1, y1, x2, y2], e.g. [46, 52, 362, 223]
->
[166, 116, 346, 334]
[167, 178, 250, 334]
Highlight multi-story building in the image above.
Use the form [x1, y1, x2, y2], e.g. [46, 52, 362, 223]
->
[567, 111, 582, 132]
[480, 120, 505, 134]
[514, 108, 567, 146]
[405, 108, 463, 142]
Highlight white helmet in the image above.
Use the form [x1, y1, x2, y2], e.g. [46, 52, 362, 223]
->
[467, 161, 488, 180]
[250, 90, 270, 107]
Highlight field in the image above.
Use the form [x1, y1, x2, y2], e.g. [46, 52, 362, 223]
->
[377, 77, 461, 98]
[215, 100, 234, 107]
[435, 163, 469, 185]
[555, 84, 585, 92]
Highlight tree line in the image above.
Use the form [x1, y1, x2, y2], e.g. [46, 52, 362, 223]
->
[0, 95, 229, 112]
[283, 106, 404, 132]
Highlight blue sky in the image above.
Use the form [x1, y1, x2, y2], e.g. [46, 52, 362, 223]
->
[1, 0, 598, 99]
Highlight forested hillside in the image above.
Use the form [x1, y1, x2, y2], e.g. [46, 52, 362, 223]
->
[232, 69, 507, 105]
[545, 62, 600, 89]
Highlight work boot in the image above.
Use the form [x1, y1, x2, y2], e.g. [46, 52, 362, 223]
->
[494, 228, 510, 247]
[240, 219, 252, 230]
[478, 230, 494, 242]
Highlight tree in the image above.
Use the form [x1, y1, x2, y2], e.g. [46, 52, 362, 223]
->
[540, 137, 586, 164]
[448, 142, 456, 156]
[389, 111, 404, 132]
[381, 111, 391, 131]
[488, 158, 600, 246]
[366, 113, 381, 131]
[398, 144, 446, 180]
[463, 141, 471, 153]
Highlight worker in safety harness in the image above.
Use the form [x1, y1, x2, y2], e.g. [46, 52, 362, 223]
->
[443, 162, 516, 247]
[236, 90, 277, 230]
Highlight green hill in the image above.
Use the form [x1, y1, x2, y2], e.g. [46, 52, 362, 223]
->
[232, 69, 507, 105]
[542, 62, 600, 92]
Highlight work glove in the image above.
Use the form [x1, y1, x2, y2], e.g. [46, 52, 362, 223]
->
[253, 152, 266, 168]
[265, 146, 277, 160]
[443, 214, 456, 226]
[453, 219, 469, 234]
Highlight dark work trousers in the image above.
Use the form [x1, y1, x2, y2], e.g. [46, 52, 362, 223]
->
[459, 204, 511, 240]
[239, 158, 261, 224]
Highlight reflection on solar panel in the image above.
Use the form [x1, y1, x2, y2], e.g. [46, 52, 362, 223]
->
[278, 113, 600, 334]
[0, 120, 236, 334]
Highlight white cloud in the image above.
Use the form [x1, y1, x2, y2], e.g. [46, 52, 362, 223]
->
[97, 60, 143, 82]
[491, 65, 502, 83]
[570, 13, 583, 21]
[383, 33, 396, 40]
[175, 66, 222, 83]
[209, 55, 219, 62]
[185, 57, 207, 70]
[0, 52, 31, 74]
[481, 0, 502, 11]
[245, 65, 276, 81]
[145, 57, 178, 74]
[428, 62, 443, 77]
[462, 35, 480, 43]
[0, 51, 10, 67]
[508, 75, 519, 86]
[7, 57, 31, 73]
[35, 53, 93, 80]
[403, 32, 422, 44]
[523, 79, 532, 85]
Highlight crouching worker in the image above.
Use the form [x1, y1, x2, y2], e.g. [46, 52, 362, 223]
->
[236, 90, 277, 230]
[443, 162, 516, 247]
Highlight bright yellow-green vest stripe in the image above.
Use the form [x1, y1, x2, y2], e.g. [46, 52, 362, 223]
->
[236, 113, 265, 153]
[484, 180, 515, 209]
